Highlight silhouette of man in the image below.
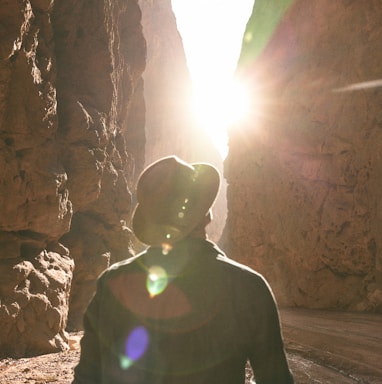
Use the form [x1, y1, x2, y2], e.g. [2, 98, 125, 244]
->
[73, 156, 294, 384]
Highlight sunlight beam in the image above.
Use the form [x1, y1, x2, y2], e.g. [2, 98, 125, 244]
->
[192, 78, 252, 158]
[171, 0, 254, 158]
[332, 79, 382, 92]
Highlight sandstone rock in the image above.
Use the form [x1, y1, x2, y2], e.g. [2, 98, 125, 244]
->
[0, 0, 71, 239]
[0, 0, 146, 354]
[61, 212, 134, 330]
[0, 0, 75, 356]
[224, 0, 382, 311]
[52, 0, 146, 330]
[0, 247, 73, 358]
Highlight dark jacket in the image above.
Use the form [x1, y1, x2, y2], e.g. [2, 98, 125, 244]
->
[73, 238, 294, 384]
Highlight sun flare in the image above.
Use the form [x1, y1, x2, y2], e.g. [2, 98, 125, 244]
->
[192, 78, 252, 158]
[171, 0, 254, 159]
[194, 79, 251, 129]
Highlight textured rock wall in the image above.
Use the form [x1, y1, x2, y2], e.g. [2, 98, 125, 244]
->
[0, 0, 146, 356]
[138, 0, 194, 167]
[53, 0, 146, 331]
[224, 0, 382, 311]
[0, 0, 74, 357]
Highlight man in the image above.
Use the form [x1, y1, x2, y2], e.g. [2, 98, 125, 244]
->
[73, 156, 294, 384]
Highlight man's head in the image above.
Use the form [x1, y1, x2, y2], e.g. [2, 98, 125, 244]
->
[132, 156, 220, 246]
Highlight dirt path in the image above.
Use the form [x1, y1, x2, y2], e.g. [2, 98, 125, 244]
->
[1, 309, 381, 383]
[281, 308, 382, 384]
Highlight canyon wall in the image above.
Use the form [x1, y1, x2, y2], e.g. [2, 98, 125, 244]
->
[0, 0, 223, 358]
[0, 0, 146, 357]
[53, 0, 146, 331]
[4, 0, 381, 360]
[224, 0, 382, 312]
[138, 0, 194, 167]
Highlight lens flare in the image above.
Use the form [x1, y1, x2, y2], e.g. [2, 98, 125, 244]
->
[120, 355, 132, 370]
[120, 326, 149, 370]
[146, 265, 168, 297]
[161, 243, 172, 255]
[126, 326, 149, 360]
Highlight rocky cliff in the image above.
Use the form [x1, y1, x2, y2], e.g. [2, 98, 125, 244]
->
[53, 0, 146, 331]
[0, 0, 145, 357]
[3, 0, 380, 361]
[224, 0, 382, 311]
[0, 0, 224, 359]
[138, 0, 194, 167]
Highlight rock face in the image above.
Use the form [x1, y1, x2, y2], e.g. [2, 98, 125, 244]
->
[53, 0, 146, 331]
[138, 0, 194, 167]
[0, 247, 74, 357]
[0, 0, 146, 356]
[224, 0, 382, 311]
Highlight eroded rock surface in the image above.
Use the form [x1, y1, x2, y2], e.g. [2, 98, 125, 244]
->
[224, 0, 382, 311]
[0, 0, 146, 355]
[52, 0, 146, 331]
[0, 246, 73, 357]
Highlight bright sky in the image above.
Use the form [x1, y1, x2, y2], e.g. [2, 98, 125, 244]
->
[171, 0, 254, 158]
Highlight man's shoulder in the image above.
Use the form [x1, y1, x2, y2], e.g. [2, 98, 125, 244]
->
[214, 254, 277, 307]
[98, 250, 147, 281]
[216, 253, 263, 278]
[201, 240, 266, 280]
[109, 253, 142, 270]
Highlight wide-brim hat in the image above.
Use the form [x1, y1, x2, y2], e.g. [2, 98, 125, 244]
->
[132, 156, 220, 246]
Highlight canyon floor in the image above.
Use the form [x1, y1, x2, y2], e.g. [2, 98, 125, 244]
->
[0, 309, 381, 384]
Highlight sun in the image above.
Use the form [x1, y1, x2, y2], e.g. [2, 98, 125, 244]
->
[171, 0, 254, 158]
[192, 77, 252, 158]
